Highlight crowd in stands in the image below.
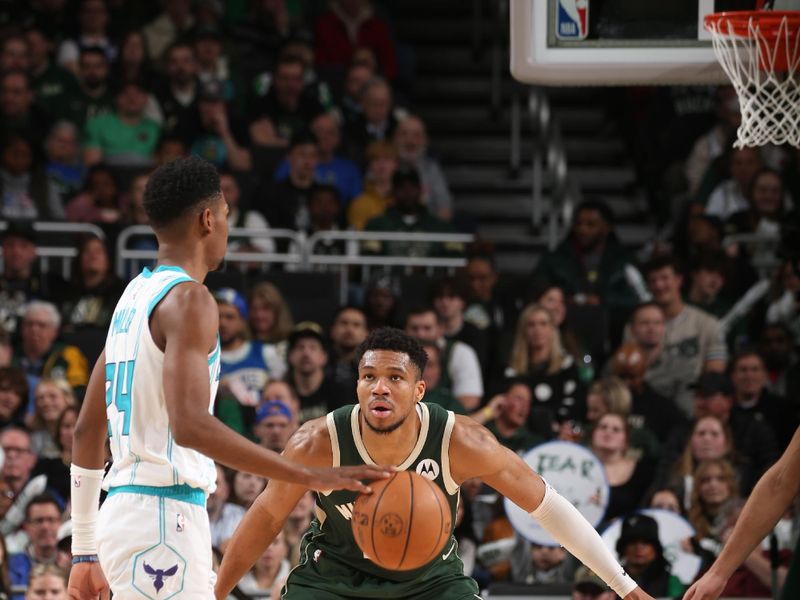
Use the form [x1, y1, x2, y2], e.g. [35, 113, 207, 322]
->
[0, 1, 798, 599]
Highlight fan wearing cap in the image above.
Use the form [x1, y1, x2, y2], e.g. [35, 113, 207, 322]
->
[191, 77, 252, 171]
[363, 165, 463, 257]
[0, 223, 67, 335]
[253, 400, 296, 454]
[615, 514, 685, 598]
[215, 288, 286, 415]
[286, 322, 348, 423]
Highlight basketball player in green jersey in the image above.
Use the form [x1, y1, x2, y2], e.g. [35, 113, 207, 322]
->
[216, 329, 656, 600]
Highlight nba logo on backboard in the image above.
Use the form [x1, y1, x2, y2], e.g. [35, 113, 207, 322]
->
[556, 0, 588, 40]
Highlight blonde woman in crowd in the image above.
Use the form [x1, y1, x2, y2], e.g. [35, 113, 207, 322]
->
[28, 379, 75, 459]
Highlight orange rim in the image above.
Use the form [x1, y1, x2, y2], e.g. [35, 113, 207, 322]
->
[705, 10, 800, 38]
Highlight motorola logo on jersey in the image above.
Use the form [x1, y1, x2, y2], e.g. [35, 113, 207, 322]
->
[415, 459, 440, 480]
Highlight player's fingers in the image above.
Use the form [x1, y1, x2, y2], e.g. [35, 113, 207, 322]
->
[341, 477, 373, 493]
[682, 585, 697, 600]
[99, 587, 110, 600]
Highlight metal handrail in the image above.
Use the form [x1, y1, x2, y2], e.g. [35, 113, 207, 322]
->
[115, 226, 305, 277]
[0, 221, 107, 279]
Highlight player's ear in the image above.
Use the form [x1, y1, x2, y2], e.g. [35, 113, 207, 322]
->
[199, 206, 213, 234]
[415, 378, 426, 402]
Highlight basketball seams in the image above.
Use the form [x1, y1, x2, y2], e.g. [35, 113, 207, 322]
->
[397, 471, 414, 569]
[369, 472, 396, 567]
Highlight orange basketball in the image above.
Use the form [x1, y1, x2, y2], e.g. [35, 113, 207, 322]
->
[351, 470, 452, 571]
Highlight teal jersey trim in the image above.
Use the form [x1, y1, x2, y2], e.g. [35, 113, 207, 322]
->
[146, 276, 194, 319]
[108, 483, 206, 507]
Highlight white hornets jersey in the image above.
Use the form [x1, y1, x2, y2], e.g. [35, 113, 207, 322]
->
[103, 265, 220, 495]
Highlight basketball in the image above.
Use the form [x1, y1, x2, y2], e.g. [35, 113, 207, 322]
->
[351, 470, 452, 571]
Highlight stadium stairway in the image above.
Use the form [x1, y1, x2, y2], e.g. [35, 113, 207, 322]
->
[390, 1, 656, 274]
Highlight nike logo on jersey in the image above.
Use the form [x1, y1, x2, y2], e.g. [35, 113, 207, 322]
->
[334, 502, 354, 520]
[442, 541, 456, 560]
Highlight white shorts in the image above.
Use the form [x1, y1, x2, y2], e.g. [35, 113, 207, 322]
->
[97, 489, 215, 599]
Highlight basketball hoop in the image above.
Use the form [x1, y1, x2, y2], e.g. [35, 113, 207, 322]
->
[705, 10, 800, 147]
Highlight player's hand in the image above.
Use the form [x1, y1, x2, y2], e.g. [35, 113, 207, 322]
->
[68, 562, 110, 600]
[303, 465, 394, 493]
[623, 587, 658, 600]
[682, 570, 728, 600]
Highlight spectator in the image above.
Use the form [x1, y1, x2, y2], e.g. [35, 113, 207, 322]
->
[261, 380, 300, 418]
[419, 342, 465, 415]
[249, 55, 325, 147]
[504, 303, 586, 436]
[0, 134, 64, 221]
[307, 184, 347, 253]
[647, 487, 683, 514]
[339, 60, 375, 129]
[247, 282, 294, 346]
[729, 350, 797, 448]
[687, 458, 742, 555]
[615, 514, 685, 597]
[229, 471, 266, 509]
[758, 322, 798, 396]
[143, 0, 195, 62]
[347, 140, 397, 230]
[405, 306, 483, 411]
[0, 70, 52, 146]
[283, 491, 314, 566]
[286, 322, 347, 422]
[61, 235, 125, 331]
[431, 276, 489, 371]
[394, 115, 453, 221]
[0, 428, 51, 539]
[610, 342, 688, 444]
[155, 42, 202, 145]
[686, 251, 732, 320]
[259, 131, 318, 232]
[13, 301, 89, 398]
[511, 542, 572, 586]
[8, 493, 62, 596]
[581, 376, 661, 462]
[216, 288, 285, 409]
[111, 30, 156, 90]
[464, 254, 505, 333]
[313, 0, 398, 82]
[363, 274, 401, 330]
[532, 200, 637, 342]
[83, 80, 161, 168]
[641, 254, 728, 416]
[0, 224, 66, 335]
[571, 565, 615, 600]
[28, 379, 74, 459]
[477, 380, 543, 454]
[24, 26, 81, 125]
[363, 166, 461, 257]
[56, 0, 115, 74]
[44, 121, 85, 202]
[64, 164, 121, 224]
[222, 172, 275, 255]
[23, 564, 67, 600]
[31, 406, 75, 508]
[253, 400, 294, 453]
[530, 284, 585, 371]
[345, 76, 402, 163]
[327, 306, 368, 398]
[191, 79, 252, 171]
[208, 464, 245, 553]
[237, 531, 290, 597]
[0, 369, 28, 429]
[274, 112, 363, 204]
[705, 146, 763, 219]
[193, 26, 240, 105]
[766, 259, 800, 340]
[0, 34, 29, 73]
[590, 412, 653, 522]
[68, 47, 114, 128]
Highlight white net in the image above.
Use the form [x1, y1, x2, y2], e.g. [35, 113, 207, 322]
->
[705, 12, 800, 147]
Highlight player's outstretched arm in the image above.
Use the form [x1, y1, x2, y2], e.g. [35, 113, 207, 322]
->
[157, 284, 390, 491]
[215, 418, 332, 599]
[69, 350, 110, 599]
[683, 425, 800, 600]
[449, 416, 656, 600]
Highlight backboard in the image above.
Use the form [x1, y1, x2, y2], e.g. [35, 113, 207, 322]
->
[510, 0, 759, 85]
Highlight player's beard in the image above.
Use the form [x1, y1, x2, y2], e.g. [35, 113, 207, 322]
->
[363, 411, 407, 435]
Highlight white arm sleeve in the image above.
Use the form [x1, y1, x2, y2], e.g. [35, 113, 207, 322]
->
[70, 464, 105, 555]
[530, 481, 638, 598]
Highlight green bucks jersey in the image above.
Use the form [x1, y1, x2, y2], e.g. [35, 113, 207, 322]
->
[282, 402, 481, 599]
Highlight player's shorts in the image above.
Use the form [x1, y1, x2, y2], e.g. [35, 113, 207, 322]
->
[97, 485, 215, 599]
[280, 539, 482, 600]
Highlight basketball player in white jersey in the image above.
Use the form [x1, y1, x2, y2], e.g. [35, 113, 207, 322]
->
[67, 156, 390, 599]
